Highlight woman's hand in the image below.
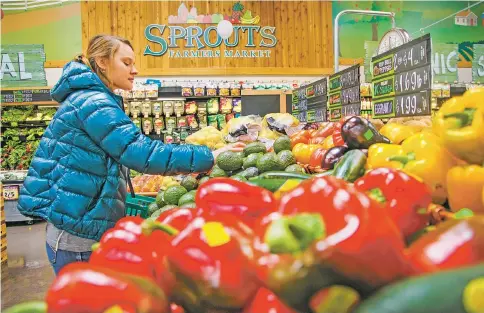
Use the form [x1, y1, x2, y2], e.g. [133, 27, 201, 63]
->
[212, 142, 246, 160]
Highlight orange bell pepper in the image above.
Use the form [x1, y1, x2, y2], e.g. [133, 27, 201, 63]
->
[293, 143, 322, 164]
[291, 134, 310, 149]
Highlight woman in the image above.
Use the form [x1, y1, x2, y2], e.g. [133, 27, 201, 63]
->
[18, 35, 221, 275]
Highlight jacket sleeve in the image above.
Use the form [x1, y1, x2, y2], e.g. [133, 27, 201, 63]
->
[76, 96, 214, 175]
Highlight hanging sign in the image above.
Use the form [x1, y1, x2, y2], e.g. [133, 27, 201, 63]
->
[291, 78, 328, 123]
[328, 64, 361, 121]
[0, 44, 47, 88]
[432, 43, 459, 83]
[144, 2, 277, 58]
[1, 87, 54, 105]
[371, 34, 432, 119]
[472, 44, 484, 84]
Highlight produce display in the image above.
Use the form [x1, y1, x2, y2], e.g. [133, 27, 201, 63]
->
[4, 88, 484, 313]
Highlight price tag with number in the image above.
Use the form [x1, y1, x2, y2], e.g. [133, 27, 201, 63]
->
[3, 185, 20, 201]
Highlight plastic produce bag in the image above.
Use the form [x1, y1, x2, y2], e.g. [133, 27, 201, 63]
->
[222, 115, 263, 143]
[259, 113, 300, 140]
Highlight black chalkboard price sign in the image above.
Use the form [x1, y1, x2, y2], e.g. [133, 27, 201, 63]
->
[371, 34, 432, 119]
[1, 87, 55, 105]
[291, 78, 328, 122]
[328, 64, 361, 121]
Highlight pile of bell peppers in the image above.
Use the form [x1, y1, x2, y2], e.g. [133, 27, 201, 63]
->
[20, 162, 481, 313]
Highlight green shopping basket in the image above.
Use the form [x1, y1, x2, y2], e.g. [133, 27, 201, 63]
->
[125, 193, 155, 218]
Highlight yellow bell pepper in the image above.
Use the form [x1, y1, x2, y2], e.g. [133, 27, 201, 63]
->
[321, 136, 335, 150]
[367, 132, 457, 204]
[292, 143, 322, 165]
[447, 165, 484, 214]
[433, 88, 484, 164]
[379, 123, 418, 144]
[273, 179, 302, 200]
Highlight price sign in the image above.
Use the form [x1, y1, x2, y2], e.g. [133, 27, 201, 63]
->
[371, 34, 432, 119]
[291, 78, 328, 122]
[1, 88, 54, 104]
[3, 185, 19, 201]
[329, 64, 361, 120]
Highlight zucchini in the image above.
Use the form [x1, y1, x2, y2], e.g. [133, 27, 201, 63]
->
[333, 150, 367, 183]
[353, 264, 484, 313]
[3, 301, 47, 313]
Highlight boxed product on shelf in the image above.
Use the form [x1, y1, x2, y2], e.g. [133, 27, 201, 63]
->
[174, 100, 185, 117]
[198, 114, 208, 128]
[131, 117, 141, 129]
[207, 98, 219, 114]
[208, 115, 218, 128]
[130, 101, 141, 117]
[226, 113, 235, 122]
[177, 116, 188, 128]
[233, 98, 242, 113]
[197, 102, 207, 114]
[182, 85, 193, 97]
[185, 101, 197, 114]
[163, 101, 175, 117]
[186, 115, 198, 129]
[217, 114, 227, 129]
[153, 117, 164, 134]
[230, 83, 241, 96]
[141, 100, 152, 117]
[219, 82, 230, 96]
[206, 84, 217, 96]
[145, 84, 159, 98]
[220, 97, 233, 114]
[166, 116, 177, 130]
[142, 118, 153, 135]
[152, 101, 163, 117]
[164, 132, 174, 143]
[194, 84, 205, 97]
[123, 102, 130, 115]
[132, 88, 145, 99]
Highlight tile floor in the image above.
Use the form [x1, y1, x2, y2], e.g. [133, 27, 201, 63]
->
[1, 221, 55, 310]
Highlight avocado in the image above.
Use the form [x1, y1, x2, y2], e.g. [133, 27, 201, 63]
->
[148, 202, 160, 216]
[273, 136, 292, 154]
[243, 153, 263, 169]
[230, 175, 248, 182]
[155, 190, 165, 208]
[285, 164, 306, 173]
[238, 167, 259, 179]
[243, 142, 267, 156]
[178, 190, 197, 206]
[180, 202, 197, 209]
[216, 151, 244, 171]
[257, 153, 285, 173]
[164, 185, 188, 205]
[277, 150, 296, 168]
[199, 176, 211, 185]
[181, 176, 198, 191]
[210, 165, 228, 178]
[150, 205, 177, 219]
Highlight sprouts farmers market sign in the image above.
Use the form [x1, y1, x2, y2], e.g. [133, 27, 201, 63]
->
[143, 2, 276, 58]
[0, 44, 47, 87]
[144, 25, 277, 58]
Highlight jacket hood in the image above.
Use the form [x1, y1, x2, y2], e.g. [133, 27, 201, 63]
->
[51, 61, 114, 103]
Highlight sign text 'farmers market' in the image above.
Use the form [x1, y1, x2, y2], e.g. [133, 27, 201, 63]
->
[144, 25, 277, 58]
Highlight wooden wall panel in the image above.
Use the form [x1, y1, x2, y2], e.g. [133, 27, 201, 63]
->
[81, 1, 334, 76]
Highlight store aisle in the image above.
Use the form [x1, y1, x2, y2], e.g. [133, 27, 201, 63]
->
[1, 221, 55, 310]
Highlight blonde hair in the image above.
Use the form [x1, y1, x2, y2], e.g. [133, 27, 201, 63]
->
[74, 34, 133, 88]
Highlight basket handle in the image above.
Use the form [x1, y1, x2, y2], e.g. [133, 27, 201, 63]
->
[126, 168, 136, 198]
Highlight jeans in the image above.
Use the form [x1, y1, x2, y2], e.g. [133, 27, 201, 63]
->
[45, 242, 92, 275]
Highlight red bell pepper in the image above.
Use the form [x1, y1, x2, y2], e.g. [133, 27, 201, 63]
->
[277, 176, 410, 295]
[290, 134, 310, 149]
[195, 178, 277, 227]
[406, 216, 484, 274]
[309, 148, 327, 168]
[242, 288, 298, 313]
[90, 214, 184, 294]
[309, 137, 326, 145]
[46, 263, 169, 313]
[332, 119, 346, 147]
[165, 212, 259, 312]
[354, 168, 433, 239]
[170, 303, 185, 313]
[311, 123, 335, 139]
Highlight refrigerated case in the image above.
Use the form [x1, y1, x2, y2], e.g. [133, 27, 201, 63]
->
[1, 172, 37, 223]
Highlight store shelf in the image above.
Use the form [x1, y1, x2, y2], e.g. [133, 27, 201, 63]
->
[1, 102, 59, 107]
[184, 95, 242, 99]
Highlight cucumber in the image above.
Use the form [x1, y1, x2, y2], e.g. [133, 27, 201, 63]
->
[353, 264, 484, 313]
[257, 171, 311, 180]
[3, 301, 47, 313]
[248, 178, 289, 192]
[333, 150, 367, 183]
[314, 170, 334, 177]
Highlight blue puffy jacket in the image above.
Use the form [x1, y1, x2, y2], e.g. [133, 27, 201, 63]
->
[18, 61, 214, 240]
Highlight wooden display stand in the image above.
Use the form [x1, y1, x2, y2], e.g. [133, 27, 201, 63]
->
[1, 183, 8, 276]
